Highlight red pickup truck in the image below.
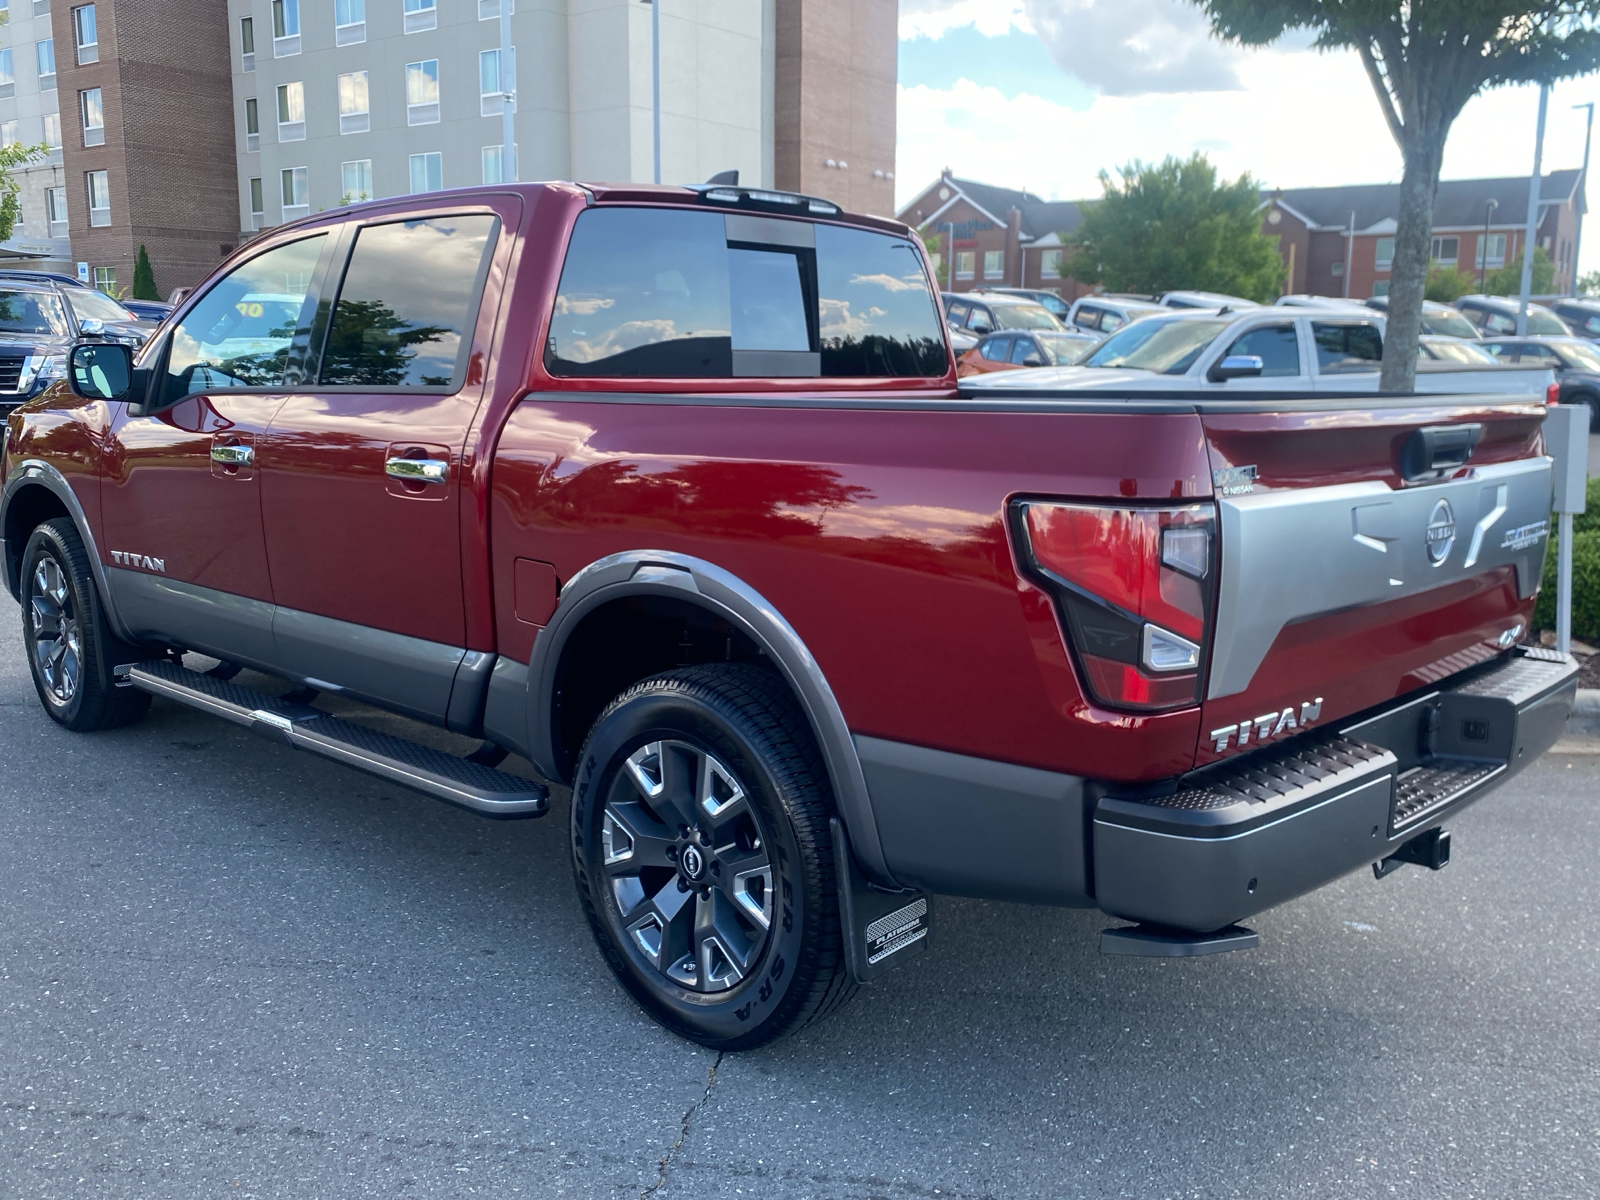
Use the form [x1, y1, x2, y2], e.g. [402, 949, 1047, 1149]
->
[1, 182, 1577, 1049]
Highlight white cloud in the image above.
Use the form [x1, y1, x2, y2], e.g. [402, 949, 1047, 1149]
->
[1023, 0, 1243, 95]
[899, 0, 1029, 40]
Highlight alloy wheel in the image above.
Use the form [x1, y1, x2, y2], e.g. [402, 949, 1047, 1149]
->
[601, 739, 774, 993]
[29, 553, 81, 704]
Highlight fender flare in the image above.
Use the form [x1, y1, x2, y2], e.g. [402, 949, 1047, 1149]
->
[0, 459, 135, 642]
[524, 549, 895, 884]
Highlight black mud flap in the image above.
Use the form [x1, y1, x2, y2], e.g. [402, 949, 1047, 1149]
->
[830, 817, 930, 983]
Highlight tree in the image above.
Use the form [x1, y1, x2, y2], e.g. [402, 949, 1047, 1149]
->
[1425, 264, 1480, 302]
[131, 244, 158, 301]
[1577, 268, 1600, 294]
[1483, 244, 1555, 294]
[0, 141, 44, 244]
[1065, 153, 1284, 302]
[1195, 2, 1600, 391]
[917, 226, 948, 286]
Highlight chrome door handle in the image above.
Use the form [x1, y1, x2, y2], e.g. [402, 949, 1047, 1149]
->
[385, 456, 448, 484]
[210, 443, 254, 466]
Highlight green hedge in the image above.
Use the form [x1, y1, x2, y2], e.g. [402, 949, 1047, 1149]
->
[1532, 476, 1600, 641]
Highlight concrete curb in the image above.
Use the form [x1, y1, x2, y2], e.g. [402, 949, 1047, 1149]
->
[1555, 688, 1600, 754]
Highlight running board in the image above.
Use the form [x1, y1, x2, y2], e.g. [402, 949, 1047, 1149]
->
[124, 660, 548, 819]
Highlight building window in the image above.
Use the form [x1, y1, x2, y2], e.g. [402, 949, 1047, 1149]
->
[404, 0, 437, 34]
[1330, 261, 1344, 276]
[479, 48, 514, 116]
[1430, 235, 1458, 265]
[482, 144, 505, 183]
[1040, 249, 1061, 279]
[479, 0, 512, 18]
[955, 250, 975, 280]
[93, 266, 114, 294]
[72, 5, 97, 65]
[36, 39, 55, 84]
[240, 17, 255, 71]
[335, 0, 365, 44]
[0, 49, 13, 100]
[338, 70, 369, 134]
[86, 168, 110, 227]
[1371, 280, 1390, 297]
[276, 81, 306, 142]
[983, 250, 1003, 279]
[408, 150, 442, 194]
[1374, 237, 1394, 269]
[281, 165, 309, 221]
[43, 113, 60, 150]
[245, 96, 259, 151]
[249, 176, 264, 230]
[80, 88, 104, 146]
[406, 59, 440, 125]
[340, 158, 372, 204]
[272, 0, 301, 56]
[46, 186, 67, 237]
[0, 121, 16, 148]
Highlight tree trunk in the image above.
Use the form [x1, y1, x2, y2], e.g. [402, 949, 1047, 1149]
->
[1379, 137, 1445, 393]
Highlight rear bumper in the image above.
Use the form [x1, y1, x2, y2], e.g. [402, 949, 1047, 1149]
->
[1093, 647, 1579, 933]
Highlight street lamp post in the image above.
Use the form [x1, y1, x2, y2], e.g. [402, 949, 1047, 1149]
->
[1517, 82, 1550, 336]
[499, 0, 516, 182]
[1572, 102, 1593, 296]
[1480, 198, 1497, 291]
[640, 0, 660, 184]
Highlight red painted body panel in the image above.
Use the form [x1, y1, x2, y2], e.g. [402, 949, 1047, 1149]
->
[6, 389, 107, 546]
[489, 400, 1212, 781]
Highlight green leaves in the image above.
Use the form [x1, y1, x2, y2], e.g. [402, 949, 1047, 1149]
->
[0, 142, 46, 247]
[1066, 153, 1284, 302]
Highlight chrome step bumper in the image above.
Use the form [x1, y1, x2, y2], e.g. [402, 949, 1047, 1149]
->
[125, 660, 549, 818]
[1093, 647, 1578, 932]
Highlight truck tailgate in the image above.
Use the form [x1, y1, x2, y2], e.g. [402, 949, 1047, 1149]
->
[1196, 397, 1551, 767]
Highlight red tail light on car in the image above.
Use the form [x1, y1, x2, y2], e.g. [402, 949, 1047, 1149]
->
[1014, 500, 1218, 712]
[1546, 381, 1560, 407]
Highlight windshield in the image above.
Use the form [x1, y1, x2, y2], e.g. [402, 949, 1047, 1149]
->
[1557, 340, 1600, 371]
[0, 289, 70, 336]
[1421, 340, 1494, 364]
[1528, 308, 1571, 336]
[66, 287, 137, 324]
[1037, 332, 1093, 364]
[992, 303, 1062, 330]
[1084, 318, 1229, 374]
[1421, 312, 1479, 339]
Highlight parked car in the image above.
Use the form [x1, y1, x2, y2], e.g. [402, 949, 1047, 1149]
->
[956, 328, 1098, 376]
[1453, 293, 1572, 336]
[168, 286, 194, 305]
[1362, 296, 1481, 339]
[0, 279, 78, 416]
[1417, 335, 1497, 364]
[0, 269, 155, 345]
[973, 287, 1071, 318]
[943, 291, 1064, 335]
[966, 307, 1558, 396]
[1063, 294, 1164, 335]
[120, 298, 176, 322]
[946, 322, 979, 354]
[1475, 333, 1600, 427]
[1158, 290, 1259, 310]
[1547, 297, 1600, 340]
[5, 181, 1574, 1051]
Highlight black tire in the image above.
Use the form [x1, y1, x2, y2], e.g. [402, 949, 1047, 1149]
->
[570, 664, 857, 1049]
[20, 518, 151, 732]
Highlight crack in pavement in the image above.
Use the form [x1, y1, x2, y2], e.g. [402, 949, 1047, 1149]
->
[640, 1051, 723, 1199]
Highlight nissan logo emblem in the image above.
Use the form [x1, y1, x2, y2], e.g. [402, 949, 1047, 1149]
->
[1425, 498, 1456, 566]
[680, 845, 705, 881]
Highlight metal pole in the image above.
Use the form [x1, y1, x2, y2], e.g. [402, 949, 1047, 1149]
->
[651, 0, 660, 184]
[1481, 198, 1497, 290]
[1558, 509, 1574, 654]
[1572, 102, 1593, 295]
[1518, 82, 1550, 335]
[500, 0, 516, 182]
[1343, 209, 1354, 298]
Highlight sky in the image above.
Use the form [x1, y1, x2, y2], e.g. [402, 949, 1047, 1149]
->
[895, 0, 1600, 277]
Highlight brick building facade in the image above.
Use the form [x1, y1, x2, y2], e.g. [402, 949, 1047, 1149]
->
[55, 0, 239, 298]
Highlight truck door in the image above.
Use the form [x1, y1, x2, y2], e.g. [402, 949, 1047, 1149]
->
[257, 207, 505, 721]
[1200, 319, 1309, 391]
[100, 232, 331, 662]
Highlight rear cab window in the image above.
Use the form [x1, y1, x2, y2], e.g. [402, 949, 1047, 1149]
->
[1311, 321, 1383, 373]
[546, 206, 946, 380]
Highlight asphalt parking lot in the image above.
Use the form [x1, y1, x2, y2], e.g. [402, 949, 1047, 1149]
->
[1, 616, 1597, 1200]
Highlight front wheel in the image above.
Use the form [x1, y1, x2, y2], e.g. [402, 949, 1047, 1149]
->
[570, 664, 856, 1049]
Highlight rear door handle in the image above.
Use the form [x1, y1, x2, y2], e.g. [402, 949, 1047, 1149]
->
[210, 443, 255, 466]
[385, 456, 448, 484]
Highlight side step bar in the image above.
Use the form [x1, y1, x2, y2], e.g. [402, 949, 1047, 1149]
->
[125, 659, 548, 819]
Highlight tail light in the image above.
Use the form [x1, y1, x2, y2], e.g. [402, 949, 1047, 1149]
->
[1014, 500, 1217, 712]
[1547, 381, 1560, 406]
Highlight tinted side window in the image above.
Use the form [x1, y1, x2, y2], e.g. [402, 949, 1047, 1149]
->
[1009, 337, 1035, 365]
[815, 224, 945, 376]
[319, 215, 497, 388]
[1073, 305, 1101, 331]
[1099, 310, 1126, 333]
[965, 304, 993, 331]
[980, 336, 1012, 362]
[1223, 323, 1301, 376]
[1483, 311, 1516, 334]
[947, 300, 969, 325]
[1312, 322, 1383, 372]
[164, 233, 325, 401]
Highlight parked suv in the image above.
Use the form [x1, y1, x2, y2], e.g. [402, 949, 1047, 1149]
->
[1476, 333, 1600, 427]
[1453, 294, 1572, 336]
[943, 291, 1064, 335]
[1064, 294, 1164, 334]
[973, 287, 1071, 318]
[1548, 297, 1600, 340]
[1362, 296, 1481, 339]
[0, 270, 156, 345]
[4, 182, 1574, 1050]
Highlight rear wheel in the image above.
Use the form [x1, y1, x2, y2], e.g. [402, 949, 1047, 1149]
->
[570, 664, 856, 1049]
[20, 518, 151, 732]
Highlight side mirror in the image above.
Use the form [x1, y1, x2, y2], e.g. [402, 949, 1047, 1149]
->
[79, 317, 105, 338]
[1022, 354, 1045, 367]
[69, 342, 133, 401]
[970, 320, 992, 335]
[1208, 354, 1265, 382]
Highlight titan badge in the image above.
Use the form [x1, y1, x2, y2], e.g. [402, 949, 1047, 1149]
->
[1209, 697, 1323, 754]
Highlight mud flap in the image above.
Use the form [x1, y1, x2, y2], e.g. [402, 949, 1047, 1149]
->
[830, 817, 930, 984]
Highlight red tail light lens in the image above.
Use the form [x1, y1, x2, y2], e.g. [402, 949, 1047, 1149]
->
[1547, 381, 1560, 407]
[1016, 500, 1217, 712]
